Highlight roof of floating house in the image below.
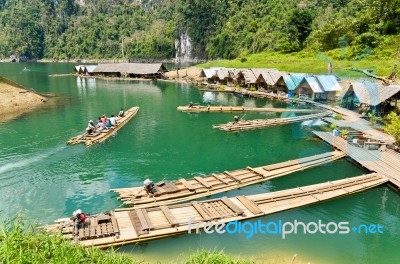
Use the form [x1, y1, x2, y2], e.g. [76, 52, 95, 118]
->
[316, 75, 342, 92]
[200, 67, 223, 78]
[297, 75, 342, 94]
[239, 69, 258, 84]
[255, 70, 287, 86]
[298, 77, 324, 93]
[75, 65, 97, 73]
[275, 73, 309, 90]
[85, 65, 97, 73]
[216, 68, 233, 80]
[269, 71, 286, 84]
[93, 63, 167, 74]
[344, 81, 400, 106]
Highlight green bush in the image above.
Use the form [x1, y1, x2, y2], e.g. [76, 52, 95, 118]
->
[384, 112, 400, 144]
[0, 218, 135, 264]
[185, 250, 253, 264]
[333, 114, 343, 120]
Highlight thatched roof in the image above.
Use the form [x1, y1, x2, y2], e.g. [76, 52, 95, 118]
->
[93, 63, 167, 74]
[216, 68, 233, 80]
[239, 69, 258, 84]
[344, 81, 400, 106]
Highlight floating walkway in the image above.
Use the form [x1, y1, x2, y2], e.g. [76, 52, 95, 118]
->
[213, 111, 330, 131]
[44, 173, 387, 248]
[111, 151, 345, 208]
[67, 107, 139, 147]
[314, 131, 400, 189]
[177, 105, 322, 113]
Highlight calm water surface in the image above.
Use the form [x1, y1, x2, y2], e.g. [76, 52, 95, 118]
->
[0, 63, 399, 263]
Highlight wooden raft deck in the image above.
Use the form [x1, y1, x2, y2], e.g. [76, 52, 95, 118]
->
[177, 105, 322, 113]
[67, 106, 139, 147]
[314, 131, 400, 189]
[213, 111, 330, 131]
[111, 151, 345, 208]
[46, 173, 387, 248]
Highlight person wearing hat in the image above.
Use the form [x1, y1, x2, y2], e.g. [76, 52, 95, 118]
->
[86, 120, 96, 134]
[234, 116, 240, 124]
[72, 209, 88, 235]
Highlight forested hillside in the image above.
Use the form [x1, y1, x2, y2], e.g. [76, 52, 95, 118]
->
[0, 0, 399, 61]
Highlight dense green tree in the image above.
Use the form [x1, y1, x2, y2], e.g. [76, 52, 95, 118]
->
[0, 0, 399, 60]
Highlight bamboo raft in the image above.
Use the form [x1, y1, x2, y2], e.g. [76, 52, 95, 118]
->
[213, 111, 331, 131]
[67, 106, 139, 147]
[111, 151, 345, 208]
[177, 105, 322, 113]
[44, 173, 387, 248]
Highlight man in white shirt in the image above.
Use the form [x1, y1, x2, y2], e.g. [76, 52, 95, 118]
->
[110, 115, 116, 126]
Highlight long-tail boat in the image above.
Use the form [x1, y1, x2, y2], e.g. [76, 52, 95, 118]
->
[67, 106, 139, 147]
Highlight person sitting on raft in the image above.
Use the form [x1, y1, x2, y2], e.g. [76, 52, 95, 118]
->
[118, 108, 125, 117]
[105, 118, 112, 128]
[86, 120, 96, 134]
[96, 117, 106, 131]
[110, 114, 116, 126]
[101, 114, 107, 124]
[234, 116, 240, 124]
[188, 101, 194, 108]
[71, 209, 88, 235]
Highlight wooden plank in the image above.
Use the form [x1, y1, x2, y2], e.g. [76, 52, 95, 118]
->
[212, 173, 229, 184]
[236, 196, 263, 215]
[246, 166, 267, 178]
[178, 179, 196, 191]
[191, 201, 211, 221]
[160, 206, 178, 227]
[136, 209, 152, 231]
[264, 160, 298, 171]
[194, 176, 212, 188]
[78, 228, 84, 239]
[101, 224, 107, 235]
[96, 225, 101, 237]
[223, 171, 241, 182]
[110, 215, 120, 234]
[90, 226, 96, 238]
[221, 197, 244, 215]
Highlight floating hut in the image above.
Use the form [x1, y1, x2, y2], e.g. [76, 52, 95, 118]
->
[92, 63, 167, 79]
[341, 80, 400, 114]
[74, 65, 96, 76]
[295, 75, 342, 101]
[255, 71, 286, 90]
[199, 67, 223, 83]
[236, 69, 258, 87]
[215, 68, 234, 85]
[273, 73, 309, 95]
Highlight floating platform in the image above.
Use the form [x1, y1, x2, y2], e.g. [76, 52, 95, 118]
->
[44, 173, 387, 248]
[111, 151, 345, 208]
[213, 111, 330, 131]
[314, 131, 400, 189]
[67, 106, 139, 147]
[177, 105, 322, 113]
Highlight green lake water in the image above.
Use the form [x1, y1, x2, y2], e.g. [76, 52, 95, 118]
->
[0, 63, 399, 263]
